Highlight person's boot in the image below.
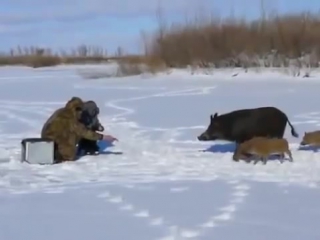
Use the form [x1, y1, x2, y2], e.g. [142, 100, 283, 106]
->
[85, 145, 99, 155]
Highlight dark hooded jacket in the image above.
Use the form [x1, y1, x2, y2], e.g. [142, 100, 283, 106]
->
[41, 97, 103, 162]
[79, 100, 104, 132]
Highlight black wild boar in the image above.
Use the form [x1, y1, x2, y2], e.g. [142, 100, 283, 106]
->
[197, 107, 299, 145]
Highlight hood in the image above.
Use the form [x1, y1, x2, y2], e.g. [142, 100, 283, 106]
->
[65, 96, 84, 111]
[83, 100, 99, 116]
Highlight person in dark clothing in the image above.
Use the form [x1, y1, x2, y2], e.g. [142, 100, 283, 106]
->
[77, 100, 105, 155]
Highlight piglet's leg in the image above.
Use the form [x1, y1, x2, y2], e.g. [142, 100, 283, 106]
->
[253, 156, 260, 165]
[262, 155, 268, 165]
[286, 150, 293, 162]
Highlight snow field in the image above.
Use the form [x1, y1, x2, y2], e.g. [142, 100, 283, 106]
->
[0, 65, 320, 240]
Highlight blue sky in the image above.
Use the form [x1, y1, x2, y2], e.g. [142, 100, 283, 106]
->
[0, 0, 318, 55]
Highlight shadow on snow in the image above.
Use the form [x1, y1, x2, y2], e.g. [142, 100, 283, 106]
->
[297, 145, 320, 153]
[97, 140, 123, 155]
[199, 141, 296, 163]
[200, 142, 236, 154]
[76, 140, 123, 160]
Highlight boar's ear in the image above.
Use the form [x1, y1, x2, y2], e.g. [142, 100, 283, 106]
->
[210, 112, 218, 121]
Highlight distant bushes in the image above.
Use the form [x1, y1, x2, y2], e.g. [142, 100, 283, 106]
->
[144, 12, 320, 69]
[4, 11, 320, 75]
[115, 55, 168, 76]
[0, 45, 168, 77]
[0, 45, 109, 68]
[77, 55, 170, 79]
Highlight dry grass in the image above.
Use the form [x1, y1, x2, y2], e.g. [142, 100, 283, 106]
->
[0, 45, 110, 68]
[4, 10, 320, 75]
[145, 12, 320, 69]
[0, 45, 168, 77]
[77, 55, 169, 79]
[115, 55, 168, 76]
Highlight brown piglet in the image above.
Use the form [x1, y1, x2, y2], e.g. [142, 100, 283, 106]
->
[233, 137, 293, 164]
[300, 130, 320, 147]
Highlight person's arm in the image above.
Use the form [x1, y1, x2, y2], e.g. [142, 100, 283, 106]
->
[73, 122, 103, 141]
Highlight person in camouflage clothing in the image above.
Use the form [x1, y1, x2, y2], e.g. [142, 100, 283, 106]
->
[41, 96, 117, 163]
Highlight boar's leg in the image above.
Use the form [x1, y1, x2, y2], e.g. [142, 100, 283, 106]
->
[235, 141, 252, 159]
[286, 150, 293, 162]
[232, 143, 241, 162]
[254, 154, 268, 165]
[262, 157, 267, 165]
[253, 155, 260, 165]
[278, 153, 285, 164]
[232, 154, 239, 162]
[262, 155, 268, 165]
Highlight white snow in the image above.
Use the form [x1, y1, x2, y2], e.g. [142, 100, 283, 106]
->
[0, 65, 320, 240]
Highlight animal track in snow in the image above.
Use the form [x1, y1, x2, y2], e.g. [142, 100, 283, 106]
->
[155, 181, 252, 239]
[200, 181, 250, 229]
[96, 189, 167, 235]
[161, 181, 250, 240]
[134, 210, 150, 218]
[107, 195, 123, 203]
[150, 217, 164, 226]
[169, 187, 189, 193]
[119, 204, 134, 211]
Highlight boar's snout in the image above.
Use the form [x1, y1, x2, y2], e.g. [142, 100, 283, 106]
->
[300, 140, 306, 146]
[197, 132, 210, 141]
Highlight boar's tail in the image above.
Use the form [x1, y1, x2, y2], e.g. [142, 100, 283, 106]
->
[287, 118, 299, 138]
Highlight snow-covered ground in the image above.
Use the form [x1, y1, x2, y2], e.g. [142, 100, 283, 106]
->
[1, 65, 320, 240]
